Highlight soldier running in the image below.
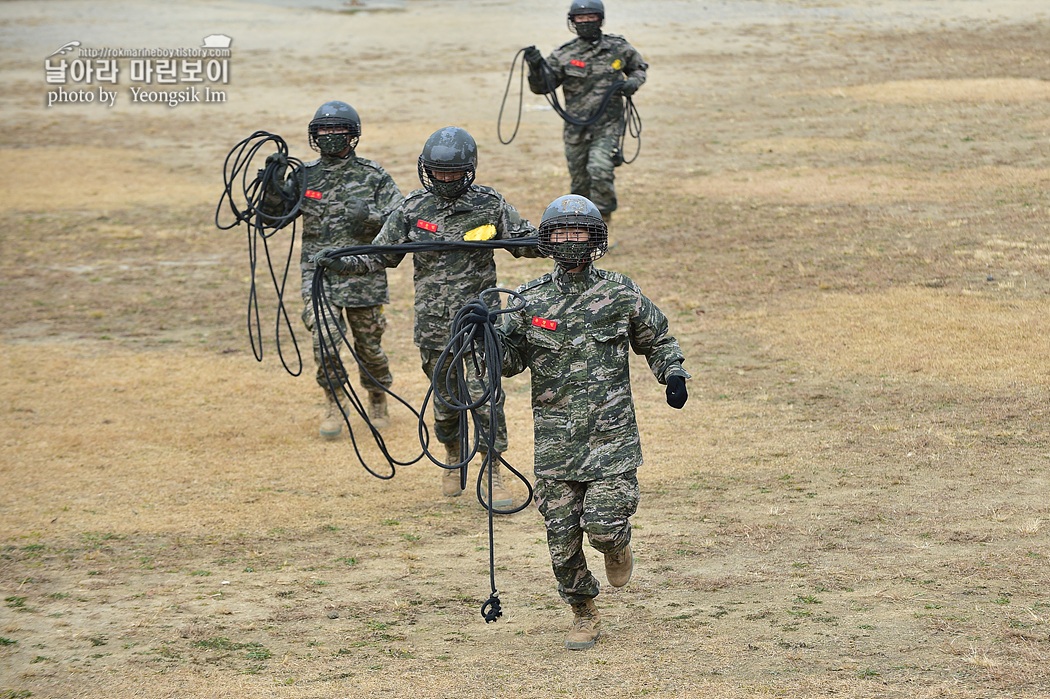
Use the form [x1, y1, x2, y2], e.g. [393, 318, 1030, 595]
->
[260, 100, 403, 439]
[523, 0, 648, 230]
[465, 194, 689, 649]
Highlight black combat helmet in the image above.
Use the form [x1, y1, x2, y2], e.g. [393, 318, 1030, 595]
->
[417, 126, 478, 199]
[538, 194, 609, 269]
[309, 100, 361, 156]
[567, 0, 604, 39]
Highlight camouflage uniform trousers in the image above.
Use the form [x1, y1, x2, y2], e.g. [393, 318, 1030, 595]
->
[303, 302, 393, 396]
[535, 470, 639, 605]
[564, 122, 621, 216]
[419, 347, 508, 454]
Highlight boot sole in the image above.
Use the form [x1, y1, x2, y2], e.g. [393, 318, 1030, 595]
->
[565, 630, 601, 650]
[319, 428, 342, 440]
[607, 566, 632, 588]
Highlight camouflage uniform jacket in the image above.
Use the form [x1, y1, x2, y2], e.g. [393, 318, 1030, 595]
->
[354, 184, 538, 350]
[263, 154, 402, 307]
[499, 264, 689, 482]
[528, 33, 648, 144]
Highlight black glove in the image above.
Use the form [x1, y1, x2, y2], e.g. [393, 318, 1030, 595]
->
[258, 152, 289, 192]
[523, 45, 544, 68]
[461, 301, 495, 327]
[620, 77, 640, 97]
[265, 151, 288, 168]
[665, 375, 688, 409]
[312, 248, 363, 275]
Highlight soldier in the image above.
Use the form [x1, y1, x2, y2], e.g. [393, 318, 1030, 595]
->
[522, 0, 647, 230]
[260, 100, 403, 439]
[314, 126, 539, 509]
[468, 194, 688, 650]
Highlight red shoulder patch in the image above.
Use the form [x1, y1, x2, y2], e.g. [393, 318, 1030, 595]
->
[304, 190, 322, 200]
[416, 219, 438, 232]
[531, 316, 558, 331]
[569, 59, 586, 68]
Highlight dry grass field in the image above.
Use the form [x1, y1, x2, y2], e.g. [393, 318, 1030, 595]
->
[1, 1, 1049, 697]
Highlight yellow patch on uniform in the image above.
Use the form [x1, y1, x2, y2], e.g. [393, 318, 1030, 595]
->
[464, 224, 496, 241]
[611, 58, 623, 70]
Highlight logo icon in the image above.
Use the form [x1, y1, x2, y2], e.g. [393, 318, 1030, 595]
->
[201, 34, 232, 49]
[48, 41, 81, 58]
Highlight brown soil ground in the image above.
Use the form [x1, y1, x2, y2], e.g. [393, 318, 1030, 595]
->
[1, 1, 1049, 697]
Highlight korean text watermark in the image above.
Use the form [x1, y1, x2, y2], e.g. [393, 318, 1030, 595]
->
[43, 36, 233, 108]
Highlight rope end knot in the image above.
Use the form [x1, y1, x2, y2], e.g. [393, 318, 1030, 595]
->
[481, 593, 503, 623]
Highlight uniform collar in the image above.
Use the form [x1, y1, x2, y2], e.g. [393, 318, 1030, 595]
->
[433, 190, 475, 214]
[574, 34, 606, 52]
[552, 263, 599, 292]
[320, 152, 355, 169]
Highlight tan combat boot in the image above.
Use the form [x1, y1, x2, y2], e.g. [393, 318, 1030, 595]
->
[565, 599, 601, 650]
[442, 442, 464, 497]
[479, 454, 512, 510]
[319, 392, 344, 440]
[368, 392, 390, 429]
[604, 543, 633, 588]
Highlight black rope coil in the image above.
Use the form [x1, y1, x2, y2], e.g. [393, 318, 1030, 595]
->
[215, 131, 307, 376]
[416, 287, 535, 516]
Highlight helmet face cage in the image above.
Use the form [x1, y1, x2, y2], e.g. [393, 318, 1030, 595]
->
[418, 127, 478, 199]
[308, 119, 361, 154]
[417, 156, 477, 199]
[538, 214, 609, 268]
